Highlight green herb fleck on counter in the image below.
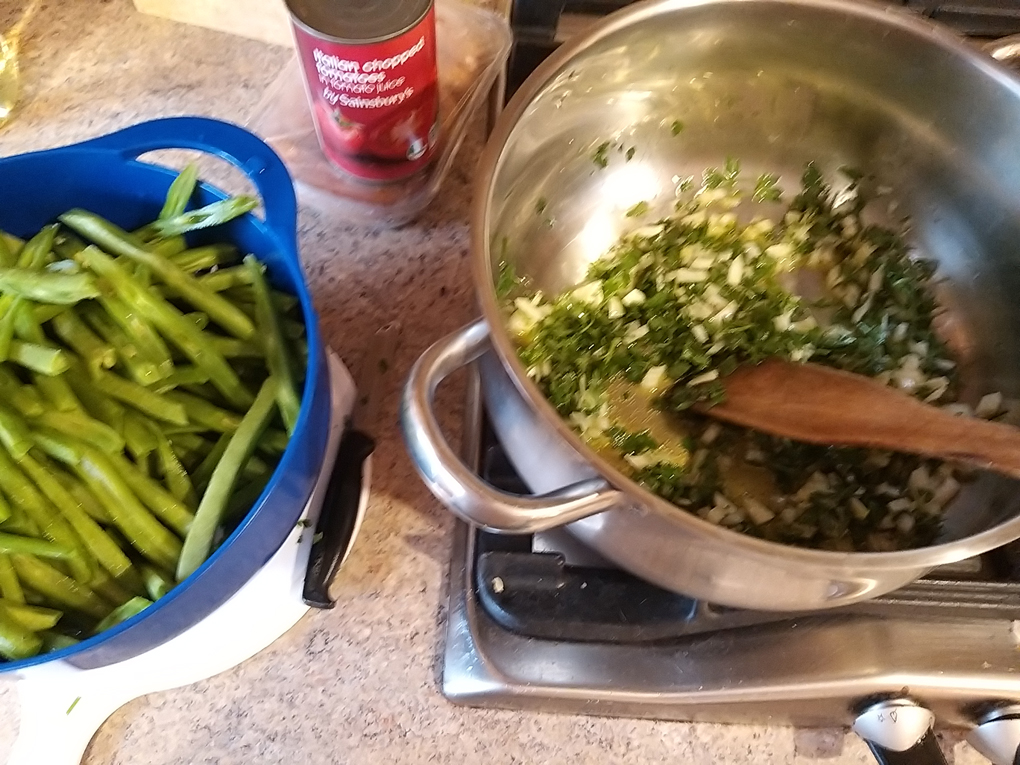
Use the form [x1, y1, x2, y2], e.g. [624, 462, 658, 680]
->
[67, 696, 81, 715]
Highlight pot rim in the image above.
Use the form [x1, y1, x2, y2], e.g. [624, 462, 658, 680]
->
[470, 0, 1020, 571]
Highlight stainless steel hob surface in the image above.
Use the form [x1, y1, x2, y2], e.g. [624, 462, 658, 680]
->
[442, 371, 1020, 763]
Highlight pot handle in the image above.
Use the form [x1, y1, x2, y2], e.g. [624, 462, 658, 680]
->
[401, 319, 625, 533]
[984, 35, 1020, 70]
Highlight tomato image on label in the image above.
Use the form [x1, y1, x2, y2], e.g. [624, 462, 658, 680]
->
[329, 110, 367, 151]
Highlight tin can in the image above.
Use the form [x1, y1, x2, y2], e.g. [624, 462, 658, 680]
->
[286, 0, 440, 183]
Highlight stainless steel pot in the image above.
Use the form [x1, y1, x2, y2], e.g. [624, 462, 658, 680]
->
[403, 0, 1020, 611]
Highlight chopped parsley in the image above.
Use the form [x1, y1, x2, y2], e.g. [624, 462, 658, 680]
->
[670, 120, 685, 136]
[503, 162, 963, 552]
[535, 196, 548, 215]
[626, 146, 636, 161]
[703, 157, 741, 190]
[592, 141, 612, 168]
[496, 258, 525, 300]
[752, 173, 782, 203]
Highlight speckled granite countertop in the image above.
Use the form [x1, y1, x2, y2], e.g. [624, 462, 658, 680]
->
[0, 2, 992, 763]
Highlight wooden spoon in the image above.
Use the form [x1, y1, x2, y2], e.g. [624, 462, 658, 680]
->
[698, 358, 1020, 479]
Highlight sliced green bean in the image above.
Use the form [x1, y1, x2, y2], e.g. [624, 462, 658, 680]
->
[0, 368, 44, 418]
[150, 425, 196, 508]
[88, 567, 136, 607]
[36, 409, 125, 454]
[32, 372, 81, 413]
[0, 232, 23, 255]
[0, 601, 61, 632]
[0, 607, 42, 659]
[51, 309, 117, 373]
[42, 631, 79, 651]
[0, 449, 93, 582]
[99, 294, 173, 382]
[90, 369, 188, 426]
[0, 401, 32, 460]
[92, 595, 151, 635]
[75, 446, 182, 571]
[81, 302, 161, 384]
[184, 312, 209, 330]
[52, 230, 88, 261]
[122, 410, 158, 462]
[49, 462, 111, 524]
[11, 555, 109, 619]
[191, 432, 230, 493]
[148, 196, 257, 238]
[159, 163, 198, 220]
[108, 452, 193, 536]
[260, 429, 290, 455]
[165, 390, 241, 432]
[9, 340, 70, 376]
[169, 432, 212, 472]
[76, 246, 252, 408]
[61, 212, 256, 340]
[245, 256, 299, 434]
[169, 244, 236, 273]
[149, 236, 186, 257]
[0, 503, 37, 537]
[0, 225, 56, 362]
[31, 428, 80, 465]
[0, 230, 13, 268]
[63, 365, 126, 433]
[141, 564, 174, 600]
[151, 365, 210, 394]
[0, 268, 98, 303]
[32, 304, 66, 324]
[197, 265, 253, 293]
[207, 335, 262, 359]
[178, 377, 278, 580]
[13, 304, 82, 412]
[19, 452, 133, 578]
[0, 553, 23, 603]
[0, 532, 71, 559]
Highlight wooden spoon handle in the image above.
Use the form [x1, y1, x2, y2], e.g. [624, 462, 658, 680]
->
[703, 359, 1020, 479]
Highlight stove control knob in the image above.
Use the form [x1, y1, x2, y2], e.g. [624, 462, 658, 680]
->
[852, 698, 948, 765]
[966, 704, 1020, 765]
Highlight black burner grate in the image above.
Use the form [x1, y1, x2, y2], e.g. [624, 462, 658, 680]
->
[504, 0, 1020, 99]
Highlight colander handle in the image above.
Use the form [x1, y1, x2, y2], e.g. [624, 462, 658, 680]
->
[72, 116, 297, 252]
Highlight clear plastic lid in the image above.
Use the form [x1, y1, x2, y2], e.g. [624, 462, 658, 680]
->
[249, 0, 511, 228]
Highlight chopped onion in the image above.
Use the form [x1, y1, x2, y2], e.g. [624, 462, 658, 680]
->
[689, 370, 719, 385]
[621, 288, 647, 306]
[640, 365, 670, 394]
[976, 392, 1003, 419]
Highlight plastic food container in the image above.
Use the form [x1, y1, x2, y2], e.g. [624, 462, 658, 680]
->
[251, 0, 511, 227]
[0, 116, 331, 673]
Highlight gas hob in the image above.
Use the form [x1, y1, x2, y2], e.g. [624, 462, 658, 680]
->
[440, 2, 1020, 763]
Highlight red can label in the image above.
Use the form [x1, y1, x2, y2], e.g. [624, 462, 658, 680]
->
[291, 6, 439, 183]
